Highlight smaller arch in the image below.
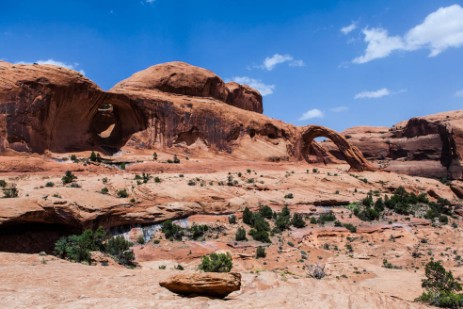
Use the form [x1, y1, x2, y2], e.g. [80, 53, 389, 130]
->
[300, 125, 376, 172]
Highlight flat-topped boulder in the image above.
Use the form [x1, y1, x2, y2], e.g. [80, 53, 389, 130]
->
[159, 272, 241, 298]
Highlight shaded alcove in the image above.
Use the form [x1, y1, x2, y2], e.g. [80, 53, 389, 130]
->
[0, 222, 81, 254]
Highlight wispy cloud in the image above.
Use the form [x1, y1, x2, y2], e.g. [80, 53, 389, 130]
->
[257, 53, 305, 71]
[330, 106, 349, 112]
[298, 108, 324, 121]
[230, 76, 275, 96]
[16, 59, 85, 75]
[340, 22, 357, 35]
[455, 90, 463, 98]
[354, 88, 390, 99]
[353, 4, 463, 63]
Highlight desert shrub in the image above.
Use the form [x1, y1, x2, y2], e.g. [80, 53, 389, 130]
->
[362, 193, 373, 207]
[291, 213, 306, 228]
[256, 246, 266, 258]
[189, 224, 209, 240]
[54, 226, 106, 263]
[235, 227, 247, 241]
[0, 180, 6, 187]
[45, 182, 54, 187]
[70, 155, 78, 162]
[343, 223, 357, 233]
[318, 212, 336, 224]
[161, 220, 183, 241]
[137, 235, 145, 245]
[154, 176, 161, 183]
[199, 252, 232, 273]
[106, 236, 135, 266]
[243, 207, 254, 225]
[274, 205, 291, 232]
[152, 152, 158, 160]
[228, 214, 237, 224]
[310, 217, 317, 224]
[374, 197, 385, 212]
[307, 264, 325, 279]
[416, 260, 463, 308]
[62, 170, 77, 184]
[187, 179, 196, 186]
[175, 264, 184, 270]
[439, 215, 449, 225]
[355, 207, 380, 221]
[117, 189, 129, 198]
[259, 205, 273, 219]
[3, 187, 18, 198]
[100, 187, 109, 194]
[249, 229, 271, 243]
[284, 193, 294, 199]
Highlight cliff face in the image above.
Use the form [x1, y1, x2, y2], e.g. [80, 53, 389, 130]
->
[0, 61, 290, 158]
[0, 60, 373, 171]
[322, 111, 463, 179]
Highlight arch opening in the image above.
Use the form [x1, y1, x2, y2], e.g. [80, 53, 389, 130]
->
[300, 125, 376, 172]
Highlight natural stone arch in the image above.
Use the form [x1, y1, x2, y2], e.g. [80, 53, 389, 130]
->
[300, 125, 376, 172]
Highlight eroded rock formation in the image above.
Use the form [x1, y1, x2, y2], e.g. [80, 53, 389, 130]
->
[159, 272, 241, 298]
[299, 125, 376, 172]
[322, 111, 463, 179]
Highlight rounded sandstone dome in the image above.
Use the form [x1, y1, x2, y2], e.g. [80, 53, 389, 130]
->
[111, 61, 229, 102]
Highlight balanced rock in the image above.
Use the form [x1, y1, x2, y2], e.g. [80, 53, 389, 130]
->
[159, 272, 241, 298]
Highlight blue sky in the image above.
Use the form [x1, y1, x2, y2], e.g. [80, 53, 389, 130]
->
[1, 0, 463, 131]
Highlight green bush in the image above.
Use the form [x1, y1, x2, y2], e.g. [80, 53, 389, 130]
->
[3, 187, 18, 198]
[45, 182, 54, 187]
[284, 193, 294, 199]
[256, 246, 266, 258]
[291, 213, 306, 228]
[54, 226, 107, 263]
[189, 224, 208, 240]
[106, 236, 135, 266]
[318, 212, 336, 224]
[416, 260, 463, 308]
[199, 252, 232, 272]
[0, 180, 6, 187]
[161, 220, 184, 240]
[62, 170, 77, 185]
[235, 227, 247, 241]
[243, 207, 254, 225]
[249, 228, 271, 243]
[343, 223, 357, 233]
[117, 189, 129, 198]
[228, 214, 237, 224]
[259, 205, 273, 219]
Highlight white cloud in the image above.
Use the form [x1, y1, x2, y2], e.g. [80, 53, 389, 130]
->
[353, 28, 405, 64]
[455, 90, 463, 98]
[258, 53, 304, 71]
[405, 5, 463, 57]
[231, 76, 275, 96]
[145, 0, 156, 3]
[341, 22, 357, 35]
[298, 108, 324, 121]
[354, 4, 463, 63]
[354, 88, 390, 99]
[330, 106, 349, 112]
[16, 59, 85, 75]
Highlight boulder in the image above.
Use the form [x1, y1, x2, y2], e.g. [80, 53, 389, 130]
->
[159, 272, 241, 298]
[225, 82, 263, 113]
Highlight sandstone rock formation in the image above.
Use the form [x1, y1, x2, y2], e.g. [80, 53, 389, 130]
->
[299, 125, 376, 172]
[322, 111, 463, 179]
[0, 60, 374, 172]
[159, 272, 241, 298]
